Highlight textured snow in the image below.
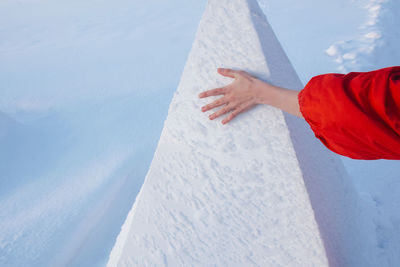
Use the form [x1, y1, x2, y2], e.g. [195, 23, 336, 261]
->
[107, 0, 371, 266]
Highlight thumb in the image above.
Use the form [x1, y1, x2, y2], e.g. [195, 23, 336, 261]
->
[218, 68, 238, 79]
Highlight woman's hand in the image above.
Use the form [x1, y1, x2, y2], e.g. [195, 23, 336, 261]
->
[198, 68, 265, 124]
[198, 68, 303, 124]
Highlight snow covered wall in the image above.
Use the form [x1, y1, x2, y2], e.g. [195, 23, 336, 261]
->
[108, 0, 372, 266]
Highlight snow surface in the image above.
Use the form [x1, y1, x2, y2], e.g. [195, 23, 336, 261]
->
[0, 0, 205, 266]
[1, 0, 399, 265]
[326, 0, 400, 73]
[258, 0, 369, 84]
[107, 1, 373, 266]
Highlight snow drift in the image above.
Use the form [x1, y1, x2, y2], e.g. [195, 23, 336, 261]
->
[108, 0, 373, 266]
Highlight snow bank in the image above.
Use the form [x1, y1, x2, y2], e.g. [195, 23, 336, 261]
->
[108, 0, 372, 266]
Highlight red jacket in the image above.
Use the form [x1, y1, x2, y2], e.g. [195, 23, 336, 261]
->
[298, 66, 400, 160]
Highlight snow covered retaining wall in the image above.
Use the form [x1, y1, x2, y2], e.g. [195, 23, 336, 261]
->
[107, 0, 371, 266]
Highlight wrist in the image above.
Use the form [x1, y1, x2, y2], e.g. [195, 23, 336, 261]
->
[255, 80, 281, 105]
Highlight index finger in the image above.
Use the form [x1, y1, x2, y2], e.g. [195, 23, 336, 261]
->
[198, 87, 227, 98]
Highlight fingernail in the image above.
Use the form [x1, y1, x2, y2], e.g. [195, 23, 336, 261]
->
[209, 115, 214, 120]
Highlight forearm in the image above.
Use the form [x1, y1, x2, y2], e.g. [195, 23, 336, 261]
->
[256, 81, 303, 118]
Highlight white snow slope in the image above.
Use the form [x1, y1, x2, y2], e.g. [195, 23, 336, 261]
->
[107, 1, 374, 266]
[0, 0, 205, 266]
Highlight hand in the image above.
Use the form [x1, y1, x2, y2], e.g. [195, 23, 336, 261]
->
[198, 68, 264, 124]
[198, 68, 303, 123]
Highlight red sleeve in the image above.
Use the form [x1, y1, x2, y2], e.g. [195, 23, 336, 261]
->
[298, 66, 400, 160]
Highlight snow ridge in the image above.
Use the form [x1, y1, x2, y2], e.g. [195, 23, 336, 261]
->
[108, 0, 327, 265]
[107, 0, 373, 266]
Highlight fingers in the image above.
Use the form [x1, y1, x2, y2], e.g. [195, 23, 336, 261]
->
[209, 104, 234, 120]
[201, 97, 227, 112]
[198, 87, 227, 98]
[198, 68, 242, 98]
[217, 68, 239, 78]
[206, 102, 252, 124]
[222, 104, 249, 124]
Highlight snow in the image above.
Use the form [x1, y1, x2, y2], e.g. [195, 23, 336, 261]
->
[258, 0, 368, 84]
[325, 0, 400, 73]
[0, 0, 205, 266]
[0, 0, 399, 265]
[0, 112, 15, 139]
[107, 1, 373, 266]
